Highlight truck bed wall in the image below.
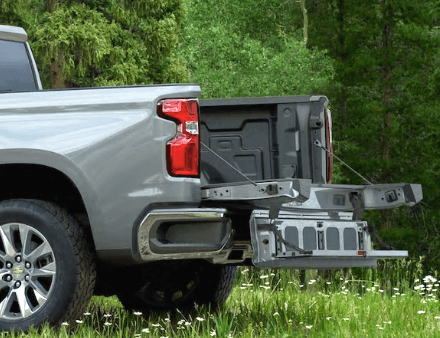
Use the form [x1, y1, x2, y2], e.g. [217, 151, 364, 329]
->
[200, 95, 329, 185]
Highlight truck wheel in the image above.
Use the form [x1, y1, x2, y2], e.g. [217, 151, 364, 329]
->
[117, 260, 236, 313]
[0, 200, 96, 332]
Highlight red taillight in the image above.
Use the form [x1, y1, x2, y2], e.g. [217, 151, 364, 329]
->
[157, 99, 200, 177]
[325, 108, 333, 184]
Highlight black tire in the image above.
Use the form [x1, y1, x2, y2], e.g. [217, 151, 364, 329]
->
[117, 260, 236, 313]
[0, 200, 96, 332]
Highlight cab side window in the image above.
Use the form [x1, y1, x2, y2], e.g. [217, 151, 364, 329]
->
[0, 40, 36, 92]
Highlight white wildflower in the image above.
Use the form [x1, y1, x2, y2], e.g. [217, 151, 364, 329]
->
[133, 311, 142, 316]
[305, 325, 313, 329]
[423, 275, 437, 283]
[142, 328, 150, 333]
[326, 317, 332, 320]
[343, 318, 349, 321]
[61, 322, 69, 326]
[260, 275, 269, 279]
[75, 320, 83, 324]
[273, 312, 279, 316]
[418, 310, 426, 314]
[104, 322, 112, 326]
[83, 312, 91, 316]
[103, 313, 112, 318]
[196, 317, 205, 322]
[210, 330, 217, 336]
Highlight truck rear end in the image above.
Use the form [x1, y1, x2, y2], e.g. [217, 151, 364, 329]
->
[196, 96, 421, 270]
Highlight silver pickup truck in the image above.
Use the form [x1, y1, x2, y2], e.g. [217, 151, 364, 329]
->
[0, 25, 422, 331]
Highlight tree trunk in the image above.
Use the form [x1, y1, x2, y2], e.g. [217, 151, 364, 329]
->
[48, 50, 66, 89]
[299, 0, 308, 46]
[47, 0, 58, 13]
[337, 0, 347, 128]
[46, 0, 66, 88]
[380, 0, 393, 229]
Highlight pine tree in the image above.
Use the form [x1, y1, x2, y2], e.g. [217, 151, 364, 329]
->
[0, 0, 188, 88]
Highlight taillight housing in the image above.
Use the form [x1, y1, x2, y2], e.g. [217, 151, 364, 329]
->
[157, 99, 200, 177]
[325, 108, 333, 184]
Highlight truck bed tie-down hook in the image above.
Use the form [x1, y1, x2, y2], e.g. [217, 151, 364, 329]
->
[314, 140, 373, 185]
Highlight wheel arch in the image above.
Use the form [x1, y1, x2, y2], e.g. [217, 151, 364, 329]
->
[0, 149, 98, 235]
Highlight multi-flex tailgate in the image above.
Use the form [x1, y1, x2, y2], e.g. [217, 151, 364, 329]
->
[250, 210, 408, 270]
[201, 179, 311, 213]
[285, 183, 423, 218]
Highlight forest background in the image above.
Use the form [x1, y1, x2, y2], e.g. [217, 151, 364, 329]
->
[1, 0, 440, 273]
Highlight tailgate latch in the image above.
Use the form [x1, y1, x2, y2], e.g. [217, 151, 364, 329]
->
[265, 184, 278, 195]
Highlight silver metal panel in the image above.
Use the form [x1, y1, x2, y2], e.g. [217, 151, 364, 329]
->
[0, 85, 202, 258]
[283, 183, 422, 212]
[201, 179, 311, 213]
[250, 212, 408, 269]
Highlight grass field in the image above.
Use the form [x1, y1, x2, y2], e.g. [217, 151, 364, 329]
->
[4, 259, 440, 338]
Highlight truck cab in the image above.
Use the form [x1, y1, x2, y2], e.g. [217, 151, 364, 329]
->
[0, 26, 42, 92]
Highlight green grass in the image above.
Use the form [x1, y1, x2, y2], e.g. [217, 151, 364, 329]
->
[4, 260, 440, 337]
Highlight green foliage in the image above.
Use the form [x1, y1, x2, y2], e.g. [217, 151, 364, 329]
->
[179, 0, 334, 99]
[32, 4, 118, 87]
[0, 264, 438, 337]
[1, 0, 187, 87]
[307, 0, 440, 271]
